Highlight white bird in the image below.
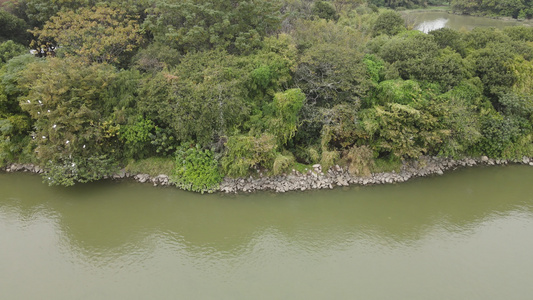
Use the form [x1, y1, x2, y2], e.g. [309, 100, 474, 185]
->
[52, 124, 57, 128]
[66, 140, 70, 144]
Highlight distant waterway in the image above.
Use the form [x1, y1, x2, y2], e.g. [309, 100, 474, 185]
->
[408, 11, 531, 33]
[1, 166, 533, 299]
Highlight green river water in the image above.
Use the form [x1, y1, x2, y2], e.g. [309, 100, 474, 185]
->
[409, 11, 532, 33]
[1, 165, 533, 299]
[3, 13, 533, 300]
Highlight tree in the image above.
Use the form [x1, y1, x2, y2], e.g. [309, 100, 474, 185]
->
[357, 98, 449, 159]
[0, 40, 26, 64]
[8, 0, 96, 27]
[0, 9, 30, 45]
[0, 55, 35, 165]
[467, 42, 518, 100]
[19, 57, 119, 184]
[143, 0, 281, 55]
[429, 28, 466, 56]
[138, 50, 251, 146]
[372, 10, 406, 37]
[451, 0, 481, 15]
[265, 88, 306, 146]
[312, 1, 339, 21]
[378, 32, 465, 90]
[31, 4, 143, 64]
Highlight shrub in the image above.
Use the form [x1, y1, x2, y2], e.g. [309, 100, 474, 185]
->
[474, 114, 523, 158]
[320, 150, 339, 171]
[43, 155, 118, 187]
[272, 151, 295, 175]
[221, 133, 278, 177]
[119, 116, 155, 159]
[171, 144, 222, 193]
[342, 145, 375, 176]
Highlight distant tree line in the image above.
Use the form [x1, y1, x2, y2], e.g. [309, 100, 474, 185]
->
[451, 0, 533, 19]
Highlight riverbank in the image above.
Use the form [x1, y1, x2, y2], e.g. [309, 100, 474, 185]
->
[3, 156, 533, 193]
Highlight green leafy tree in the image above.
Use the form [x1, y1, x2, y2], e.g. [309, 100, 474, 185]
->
[467, 42, 518, 100]
[434, 80, 484, 157]
[358, 102, 449, 159]
[372, 10, 406, 37]
[133, 42, 181, 73]
[19, 57, 119, 184]
[265, 88, 305, 145]
[0, 9, 30, 45]
[119, 116, 155, 159]
[0, 40, 26, 64]
[429, 28, 466, 57]
[474, 113, 525, 158]
[8, 0, 96, 27]
[378, 32, 465, 90]
[295, 42, 370, 107]
[312, 1, 339, 21]
[143, 0, 281, 55]
[451, 0, 481, 15]
[357, 80, 450, 159]
[138, 50, 250, 146]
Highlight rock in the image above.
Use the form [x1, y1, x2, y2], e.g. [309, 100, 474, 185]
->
[481, 156, 489, 162]
[135, 174, 150, 183]
[522, 157, 530, 164]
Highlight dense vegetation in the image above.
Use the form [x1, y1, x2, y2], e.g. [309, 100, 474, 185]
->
[1, 0, 533, 191]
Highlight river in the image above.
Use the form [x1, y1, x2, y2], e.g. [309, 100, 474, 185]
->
[1, 165, 533, 299]
[408, 11, 532, 33]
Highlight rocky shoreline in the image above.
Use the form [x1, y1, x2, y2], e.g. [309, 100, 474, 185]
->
[3, 156, 533, 193]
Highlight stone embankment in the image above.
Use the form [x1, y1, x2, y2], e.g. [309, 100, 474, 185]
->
[218, 156, 533, 193]
[3, 156, 533, 193]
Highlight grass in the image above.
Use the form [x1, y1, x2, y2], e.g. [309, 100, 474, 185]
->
[293, 162, 314, 174]
[124, 157, 175, 177]
[371, 157, 403, 173]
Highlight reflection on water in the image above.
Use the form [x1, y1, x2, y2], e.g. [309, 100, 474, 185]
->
[1, 166, 533, 299]
[416, 18, 449, 33]
[409, 11, 530, 33]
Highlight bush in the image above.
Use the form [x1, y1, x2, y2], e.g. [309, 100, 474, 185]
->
[119, 116, 155, 159]
[272, 151, 295, 175]
[320, 150, 339, 171]
[221, 134, 278, 177]
[43, 155, 118, 187]
[341, 145, 375, 176]
[474, 114, 524, 158]
[171, 144, 222, 193]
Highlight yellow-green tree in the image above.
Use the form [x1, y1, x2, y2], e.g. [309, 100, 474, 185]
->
[31, 4, 142, 64]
